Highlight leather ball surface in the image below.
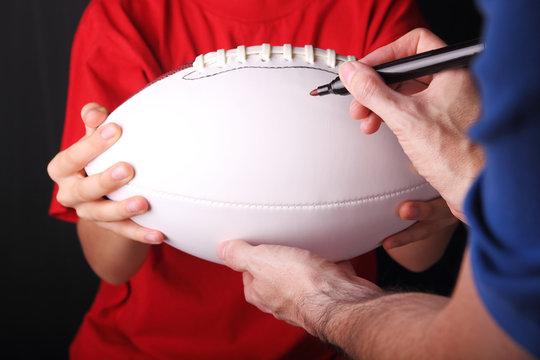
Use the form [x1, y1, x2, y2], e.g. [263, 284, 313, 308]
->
[85, 44, 438, 263]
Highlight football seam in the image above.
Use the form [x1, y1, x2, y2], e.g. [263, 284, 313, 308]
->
[119, 181, 432, 210]
[182, 65, 337, 81]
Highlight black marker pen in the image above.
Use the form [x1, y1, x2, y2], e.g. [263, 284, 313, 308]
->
[310, 38, 484, 96]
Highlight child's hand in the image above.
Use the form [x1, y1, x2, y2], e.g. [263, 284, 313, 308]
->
[382, 197, 459, 250]
[47, 103, 164, 244]
[381, 197, 459, 272]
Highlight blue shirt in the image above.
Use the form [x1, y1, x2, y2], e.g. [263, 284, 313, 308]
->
[467, 0, 540, 356]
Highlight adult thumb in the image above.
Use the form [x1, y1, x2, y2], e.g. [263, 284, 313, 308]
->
[339, 61, 405, 126]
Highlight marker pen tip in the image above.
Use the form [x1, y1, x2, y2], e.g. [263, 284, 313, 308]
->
[309, 89, 318, 96]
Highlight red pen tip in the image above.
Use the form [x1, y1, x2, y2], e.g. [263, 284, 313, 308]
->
[309, 89, 318, 96]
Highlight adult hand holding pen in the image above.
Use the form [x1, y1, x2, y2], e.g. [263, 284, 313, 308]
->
[339, 28, 484, 222]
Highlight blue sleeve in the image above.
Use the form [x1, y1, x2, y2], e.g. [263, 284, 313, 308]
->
[466, 0, 540, 356]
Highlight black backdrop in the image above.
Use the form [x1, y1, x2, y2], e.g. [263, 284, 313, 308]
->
[2, 1, 481, 359]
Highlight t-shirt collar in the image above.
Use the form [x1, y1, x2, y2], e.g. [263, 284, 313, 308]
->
[194, 0, 311, 22]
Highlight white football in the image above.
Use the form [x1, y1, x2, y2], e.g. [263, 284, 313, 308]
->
[85, 44, 438, 263]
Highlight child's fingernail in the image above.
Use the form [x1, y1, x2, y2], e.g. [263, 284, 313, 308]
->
[145, 232, 162, 244]
[111, 164, 128, 180]
[126, 199, 144, 213]
[84, 109, 99, 122]
[385, 239, 403, 249]
[402, 205, 421, 220]
[100, 124, 116, 139]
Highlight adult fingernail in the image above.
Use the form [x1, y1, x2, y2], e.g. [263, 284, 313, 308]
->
[100, 124, 116, 139]
[339, 61, 358, 86]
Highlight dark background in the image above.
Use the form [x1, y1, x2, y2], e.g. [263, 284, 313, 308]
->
[2, 1, 482, 359]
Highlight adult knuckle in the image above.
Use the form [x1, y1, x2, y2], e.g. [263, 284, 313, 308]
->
[255, 244, 271, 257]
[393, 100, 421, 131]
[222, 241, 240, 261]
[415, 27, 431, 38]
[244, 286, 259, 306]
[244, 255, 258, 272]
[405, 98, 422, 115]
[243, 285, 252, 299]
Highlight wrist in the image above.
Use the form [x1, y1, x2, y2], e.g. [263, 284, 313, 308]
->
[304, 275, 383, 345]
[443, 143, 484, 223]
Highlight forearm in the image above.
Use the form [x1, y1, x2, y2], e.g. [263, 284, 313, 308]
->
[77, 218, 150, 284]
[219, 242, 531, 359]
[317, 252, 530, 360]
[320, 290, 447, 359]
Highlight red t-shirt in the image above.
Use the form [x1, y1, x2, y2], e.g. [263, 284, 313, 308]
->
[50, 0, 426, 358]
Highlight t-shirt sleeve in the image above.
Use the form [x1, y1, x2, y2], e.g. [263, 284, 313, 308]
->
[363, 0, 428, 55]
[466, 0, 540, 356]
[49, 0, 163, 222]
